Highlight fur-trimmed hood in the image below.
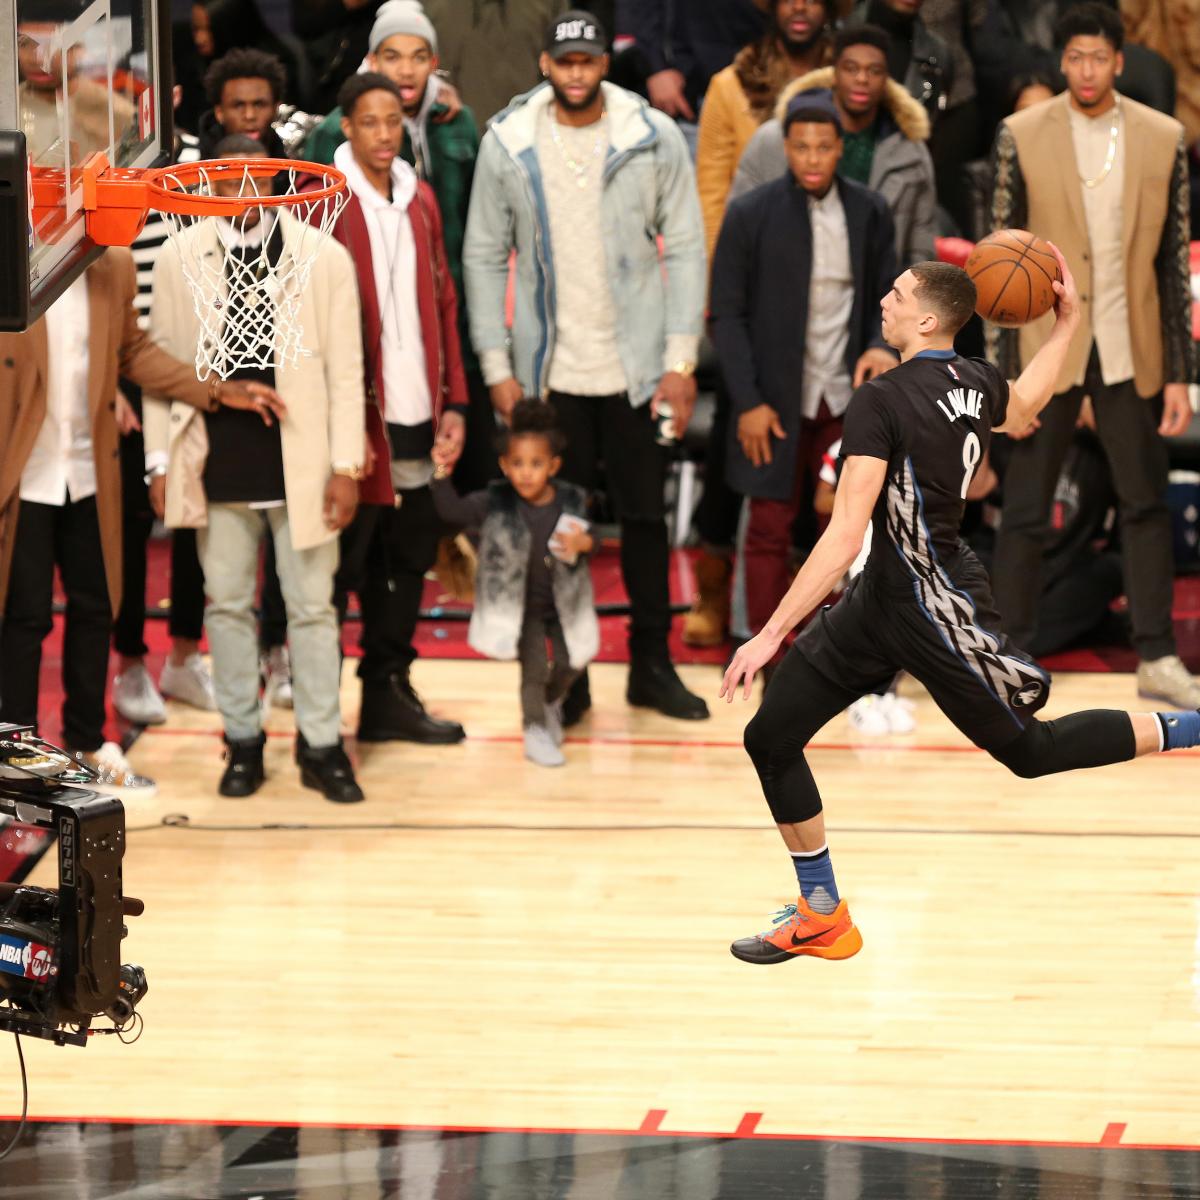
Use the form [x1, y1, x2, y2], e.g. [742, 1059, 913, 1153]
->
[773, 66, 930, 143]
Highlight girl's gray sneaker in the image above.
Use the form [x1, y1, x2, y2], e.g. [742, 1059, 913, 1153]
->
[524, 723, 565, 767]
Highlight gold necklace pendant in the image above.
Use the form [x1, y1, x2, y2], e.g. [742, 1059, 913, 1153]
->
[550, 110, 606, 188]
[1080, 99, 1120, 190]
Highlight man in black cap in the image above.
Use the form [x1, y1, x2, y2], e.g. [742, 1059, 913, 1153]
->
[464, 9, 710, 724]
[709, 95, 898, 653]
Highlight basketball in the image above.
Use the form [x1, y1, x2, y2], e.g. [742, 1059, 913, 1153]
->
[965, 229, 1062, 327]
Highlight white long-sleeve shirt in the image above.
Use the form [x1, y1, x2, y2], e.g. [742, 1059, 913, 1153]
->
[20, 277, 95, 505]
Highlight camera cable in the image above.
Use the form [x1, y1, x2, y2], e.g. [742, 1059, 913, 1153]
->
[0, 1034, 28, 1163]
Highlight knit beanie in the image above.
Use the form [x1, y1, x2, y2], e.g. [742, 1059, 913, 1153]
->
[370, 0, 437, 55]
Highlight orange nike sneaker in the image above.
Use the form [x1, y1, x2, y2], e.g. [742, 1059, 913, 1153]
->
[730, 895, 863, 964]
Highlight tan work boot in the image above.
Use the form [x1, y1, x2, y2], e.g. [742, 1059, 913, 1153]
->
[1136, 654, 1200, 708]
[682, 550, 732, 647]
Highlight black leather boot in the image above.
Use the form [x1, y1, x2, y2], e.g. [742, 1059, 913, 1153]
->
[627, 656, 710, 721]
[295, 734, 365, 804]
[357, 672, 465, 744]
[219, 733, 266, 797]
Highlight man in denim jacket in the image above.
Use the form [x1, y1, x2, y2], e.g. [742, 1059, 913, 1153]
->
[463, 9, 709, 723]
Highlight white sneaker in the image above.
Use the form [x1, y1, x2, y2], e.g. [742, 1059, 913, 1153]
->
[159, 653, 217, 711]
[70, 741, 156, 797]
[1136, 654, 1200, 708]
[878, 692, 917, 734]
[261, 645, 294, 710]
[112, 662, 166, 726]
[847, 695, 891, 736]
[524, 723, 565, 767]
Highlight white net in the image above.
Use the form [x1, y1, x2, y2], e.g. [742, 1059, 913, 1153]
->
[154, 162, 348, 380]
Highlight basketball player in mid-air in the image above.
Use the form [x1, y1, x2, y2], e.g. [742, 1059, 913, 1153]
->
[722, 249, 1200, 964]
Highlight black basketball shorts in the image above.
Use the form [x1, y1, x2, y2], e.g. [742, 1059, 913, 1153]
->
[795, 554, 1051, 752]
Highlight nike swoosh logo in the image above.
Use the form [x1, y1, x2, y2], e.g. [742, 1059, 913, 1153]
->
[791, 927, 834, 946]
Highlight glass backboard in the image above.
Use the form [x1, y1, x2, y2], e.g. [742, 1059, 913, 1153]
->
[0, 0, 171, 331]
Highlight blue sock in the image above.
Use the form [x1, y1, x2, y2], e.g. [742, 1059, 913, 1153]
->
[1155, 711, 1200, 751]
[791, 846, 839, 915]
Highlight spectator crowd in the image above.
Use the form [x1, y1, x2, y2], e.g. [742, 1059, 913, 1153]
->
[2, 0, 1198, 798]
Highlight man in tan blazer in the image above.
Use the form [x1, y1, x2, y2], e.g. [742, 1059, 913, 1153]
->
[989, 1, 1197, 707]
[0, 248, 274, 789]
[145, 145, 367, 804]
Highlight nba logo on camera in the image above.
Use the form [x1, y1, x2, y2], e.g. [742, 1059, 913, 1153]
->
[0, 934, 49, 980]
[21, 942, 52, 981]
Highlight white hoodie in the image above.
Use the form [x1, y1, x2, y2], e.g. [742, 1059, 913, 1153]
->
[335, 140, 430, 429]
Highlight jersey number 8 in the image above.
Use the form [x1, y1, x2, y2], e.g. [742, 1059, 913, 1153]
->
[960, 432, 981, 500]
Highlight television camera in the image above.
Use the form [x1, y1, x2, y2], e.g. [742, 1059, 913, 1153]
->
[0, 723, 147, 1048]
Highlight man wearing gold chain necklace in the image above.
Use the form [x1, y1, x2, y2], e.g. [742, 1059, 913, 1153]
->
[987, 1, 1198, 708]
[464, 9, 709, 724]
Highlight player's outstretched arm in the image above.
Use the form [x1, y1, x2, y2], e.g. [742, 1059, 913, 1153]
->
[993, 243, 1081, 435]
[721, 455, 886, 702]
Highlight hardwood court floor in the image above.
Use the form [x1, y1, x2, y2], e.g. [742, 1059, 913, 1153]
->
[13, 661, 1200, 1148]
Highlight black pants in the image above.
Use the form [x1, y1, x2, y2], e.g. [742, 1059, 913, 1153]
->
[335, 486, 441, 682]
[453, 367, 503, 494]
[692, 370, 744, 553]
[0, 497, 110, 751]
[746, 637, 1136, 826]
[518, 611, 579, 726]
[993, 352, 1175, 660]
[1029, 551, 1125, 659]
[259, 536, 289, 651]
[112, 423, 207, 656]
[548, 390, 671, 657]
[168, 530, 206, 641]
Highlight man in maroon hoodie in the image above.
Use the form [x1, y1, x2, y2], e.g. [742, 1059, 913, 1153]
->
[328, 72, 470, 745]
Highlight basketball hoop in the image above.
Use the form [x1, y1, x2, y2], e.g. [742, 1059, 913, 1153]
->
[80, 155, 348, 378]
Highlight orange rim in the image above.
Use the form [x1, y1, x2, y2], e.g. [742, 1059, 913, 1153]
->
[79, 152, 348, 246]
[145, 158, 347, 217]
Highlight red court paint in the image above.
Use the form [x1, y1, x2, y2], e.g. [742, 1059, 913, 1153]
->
[735, 1112, 762, 1136]
[1101, 1123, 1127, 1146]
[639, 1109, 666, 1133]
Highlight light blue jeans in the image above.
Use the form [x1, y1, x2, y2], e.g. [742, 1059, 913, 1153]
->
[198, 504, 341, 747]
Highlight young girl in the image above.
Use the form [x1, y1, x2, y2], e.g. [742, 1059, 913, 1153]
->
[431, 400, 599, 767]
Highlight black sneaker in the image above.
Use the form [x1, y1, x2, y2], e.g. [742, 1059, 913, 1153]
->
[219, 733, 265, 798]
[626, 657, 709, 721]
[296, 735, 365, 804]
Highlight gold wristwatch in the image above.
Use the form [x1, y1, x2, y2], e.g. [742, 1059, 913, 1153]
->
[332, 464, 365, 480]
[671, 360, 696, 378]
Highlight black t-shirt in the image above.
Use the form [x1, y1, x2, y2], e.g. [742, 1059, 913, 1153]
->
[840, 350, 1009, 593]
[202, 226, 287, 505]
[520, 495, 565, 621]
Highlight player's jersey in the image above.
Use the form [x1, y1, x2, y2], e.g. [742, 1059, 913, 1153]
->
[839, 350, 1009, 595]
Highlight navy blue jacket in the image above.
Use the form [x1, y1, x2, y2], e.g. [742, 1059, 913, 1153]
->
[709, 174, 898, 501]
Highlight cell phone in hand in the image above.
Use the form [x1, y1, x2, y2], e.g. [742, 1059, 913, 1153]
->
[550, 513, 590, 565]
